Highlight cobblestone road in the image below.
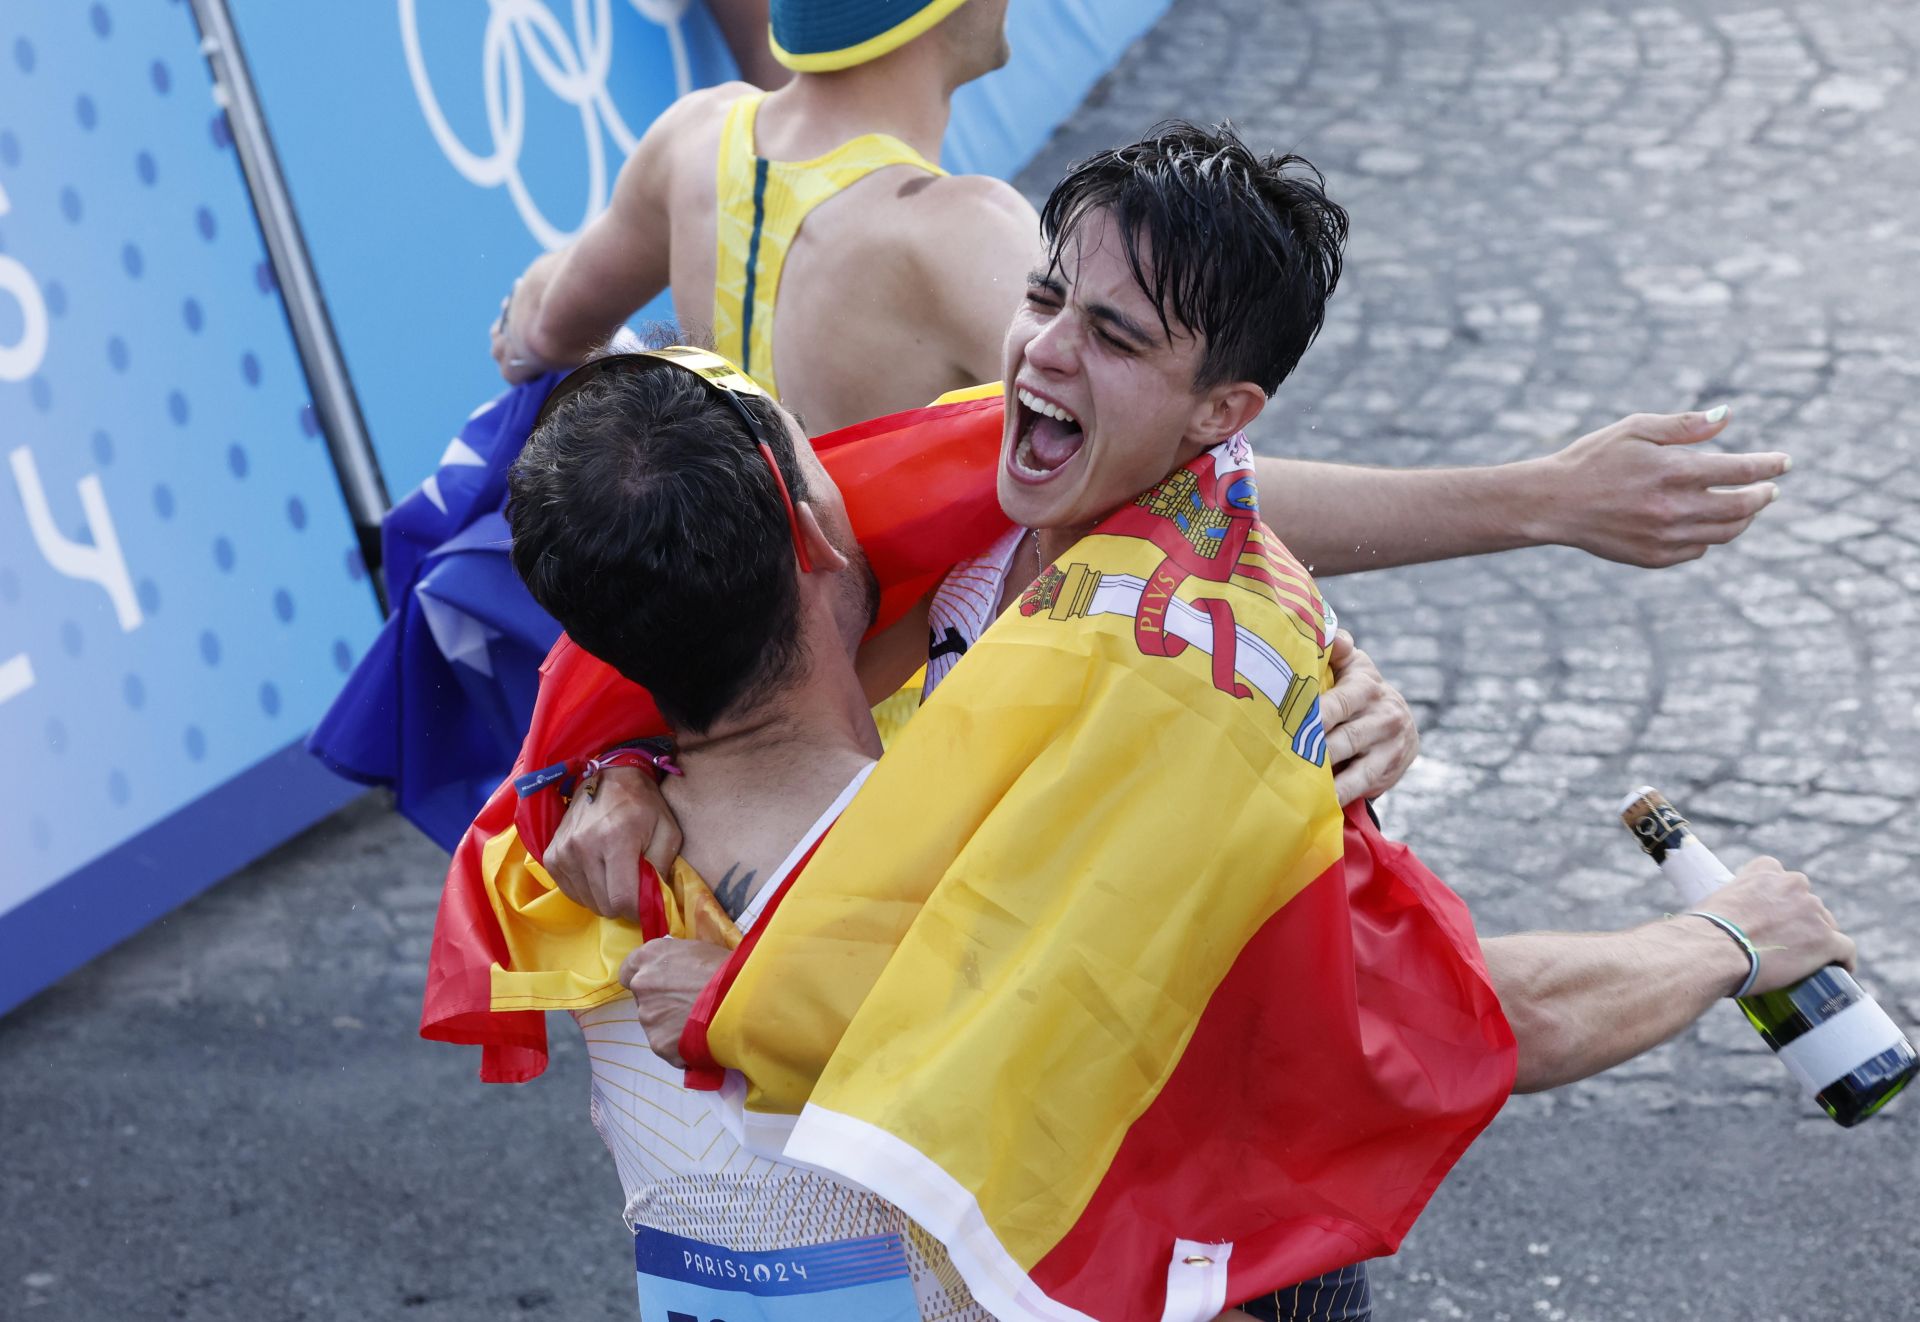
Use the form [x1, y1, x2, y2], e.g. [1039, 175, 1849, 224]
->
[6, 2, 1918, 1319]
[1025, 0, 1920, 1082]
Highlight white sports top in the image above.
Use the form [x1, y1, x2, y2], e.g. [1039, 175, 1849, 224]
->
[572, 765, 990, 1322]
[922, 525, 1027, 698]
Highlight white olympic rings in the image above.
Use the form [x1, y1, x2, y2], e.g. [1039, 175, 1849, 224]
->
[398, 0, 694, 249]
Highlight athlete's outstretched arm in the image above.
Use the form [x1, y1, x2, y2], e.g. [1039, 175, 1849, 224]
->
[1254, 408, 1789, 576]
[491, 90, 729, 381]
[1484, 857, 1854, 1093]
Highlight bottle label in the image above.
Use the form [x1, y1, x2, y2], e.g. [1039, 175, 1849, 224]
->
[1774, 996, 1910, 1095]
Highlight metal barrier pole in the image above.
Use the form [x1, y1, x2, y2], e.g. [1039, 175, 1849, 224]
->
[186, 0, 391, 611]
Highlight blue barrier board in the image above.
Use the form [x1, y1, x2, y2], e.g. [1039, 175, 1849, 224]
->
[945, 0, 1173, 178]
[220, 0, 1172, 493]
[0, 1, 379, 1012]
[224, 0, 737, 493]
[0, 0, 1171, 1014]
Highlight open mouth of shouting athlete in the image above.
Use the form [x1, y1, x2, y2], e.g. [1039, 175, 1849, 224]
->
[997, 206, 1266, 545]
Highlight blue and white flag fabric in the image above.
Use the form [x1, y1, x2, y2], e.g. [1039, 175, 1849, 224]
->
[307, 373, 563, 850]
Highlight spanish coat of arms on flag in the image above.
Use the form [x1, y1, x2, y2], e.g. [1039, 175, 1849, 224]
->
[424, 397, 1517, 1321]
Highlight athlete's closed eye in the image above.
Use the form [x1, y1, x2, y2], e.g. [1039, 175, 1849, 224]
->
[1086, 303, 1152, 354]
[1025, 271, 1065, 308]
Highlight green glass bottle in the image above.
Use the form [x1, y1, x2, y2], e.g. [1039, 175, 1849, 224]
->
[1619, 786, 1917, 1127]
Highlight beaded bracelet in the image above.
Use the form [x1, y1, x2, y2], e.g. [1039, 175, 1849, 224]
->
[1685, 910, 1762, 999]
[584, 742, 683, 782]
[511, 741, 682, 804]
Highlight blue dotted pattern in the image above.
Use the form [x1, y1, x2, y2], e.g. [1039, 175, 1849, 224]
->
[0, 4, 378, 913]
[217, 0, 732, 488]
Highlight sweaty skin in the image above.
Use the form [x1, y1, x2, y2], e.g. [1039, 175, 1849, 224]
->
[579, 201, 1857, 1112]
[495, 4, 1028, 433]
[492, 3, 1787, 573]
[502, 81, 1800, 1307]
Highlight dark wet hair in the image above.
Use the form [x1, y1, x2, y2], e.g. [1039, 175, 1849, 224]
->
[506, 359, 811, 734]
[1038, 119, 1348, 395]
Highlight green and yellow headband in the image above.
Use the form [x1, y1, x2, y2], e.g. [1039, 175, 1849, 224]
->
[769, 0, 972, 73]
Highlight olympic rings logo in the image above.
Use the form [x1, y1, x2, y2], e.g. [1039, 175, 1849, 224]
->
[398, 0, 695, 249]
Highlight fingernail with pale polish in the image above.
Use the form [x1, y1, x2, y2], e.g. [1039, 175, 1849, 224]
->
[1704, 404, 1729, 424]
[1779, 454, 1793, 473]
[1767, 484, 1780, 504]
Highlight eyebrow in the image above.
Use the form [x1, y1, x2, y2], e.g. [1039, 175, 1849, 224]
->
[1026, 269, 1158, 349]
[1086, 301, 1156, 348]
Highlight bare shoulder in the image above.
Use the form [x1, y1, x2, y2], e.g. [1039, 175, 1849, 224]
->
[631, 81, 760, 170]
[651, 80, 760, 135]
[616, 81, 758, 208]
[860, 174, 1038, 378]
[895, 174, 1041, 285]
[912, 173, 1039, 232]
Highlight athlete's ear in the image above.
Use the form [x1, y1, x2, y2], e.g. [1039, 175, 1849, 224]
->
[1185, 379, 1267, 450]
[794, 503, 850, 576]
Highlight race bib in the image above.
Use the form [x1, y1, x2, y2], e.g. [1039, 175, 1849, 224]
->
[634, 1226, 922, 1322]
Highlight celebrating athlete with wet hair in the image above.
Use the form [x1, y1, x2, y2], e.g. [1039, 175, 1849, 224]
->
[462, 121, 1855, 1322]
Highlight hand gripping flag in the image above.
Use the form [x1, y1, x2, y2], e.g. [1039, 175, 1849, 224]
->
[420, 385, 1011, 1082]
[682, 438, 1518, 1320]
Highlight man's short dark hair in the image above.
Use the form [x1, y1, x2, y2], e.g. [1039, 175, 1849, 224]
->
[1039, 120, 1348, 395]
[506, 360, 810, 734]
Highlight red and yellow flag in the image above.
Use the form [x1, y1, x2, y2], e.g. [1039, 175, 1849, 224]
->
[682, 440, 1516, 1319]
[421, 392, 1515, 1318]
[420, 387, 1009, 1082]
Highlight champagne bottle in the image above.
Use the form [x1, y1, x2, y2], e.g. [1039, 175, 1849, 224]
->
[1618, 786, 1917, 1127]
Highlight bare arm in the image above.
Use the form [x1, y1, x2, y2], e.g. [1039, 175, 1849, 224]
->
[1255, 409, 1789, 576]
[854, 591, 936, 705]
[492, 91, 736, 381]
[1487, 856, 1857, 1093]
[550, 621, 1422, 919]
[546, 595, 933, 918]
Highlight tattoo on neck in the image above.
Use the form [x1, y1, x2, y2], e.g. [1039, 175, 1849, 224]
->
[712, 863, 758, 919]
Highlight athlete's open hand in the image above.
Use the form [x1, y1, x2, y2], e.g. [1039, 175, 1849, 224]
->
[545, 765, 684, 920]
[1320, 631, 1418, 806]
[620, 937, 731, 1068]
[1532, 407, 1787, 568]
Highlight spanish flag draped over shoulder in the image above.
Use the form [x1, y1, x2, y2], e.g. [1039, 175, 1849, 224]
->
[684, 438, 1517, 1320]
[420, 386, 1009, 1083]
